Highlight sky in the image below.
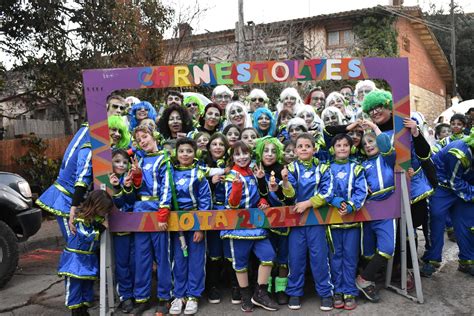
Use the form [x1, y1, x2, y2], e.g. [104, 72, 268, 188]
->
[162, 0, 474, 37]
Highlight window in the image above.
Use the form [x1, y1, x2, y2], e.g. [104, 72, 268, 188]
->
[327, 29, 354, 48]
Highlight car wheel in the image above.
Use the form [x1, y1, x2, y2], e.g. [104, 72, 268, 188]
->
[0, 220, 19, 289]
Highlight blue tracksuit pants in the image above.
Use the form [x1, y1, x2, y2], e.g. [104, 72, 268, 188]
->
[113, 233, 135, 301]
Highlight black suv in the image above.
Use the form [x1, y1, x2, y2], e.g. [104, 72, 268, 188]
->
[0, 172, 42, 288]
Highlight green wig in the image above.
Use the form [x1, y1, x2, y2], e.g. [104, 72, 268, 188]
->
[362, 90, 393, 113]
[464, 127, 474, 147]
[255, 136, 284, 165]
[183, 95, 205, 116]
[108, 115, 131, 149]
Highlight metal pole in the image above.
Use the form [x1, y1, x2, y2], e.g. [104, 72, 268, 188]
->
[237, 0, 245, 61]
[450, 0, 457, 97]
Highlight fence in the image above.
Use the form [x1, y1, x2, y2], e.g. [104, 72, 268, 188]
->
[3, 119, 79, 139]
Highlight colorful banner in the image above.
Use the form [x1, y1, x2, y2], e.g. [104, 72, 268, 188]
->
[83, 57, 411, 231]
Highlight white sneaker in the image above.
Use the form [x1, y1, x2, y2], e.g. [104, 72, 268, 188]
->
[184, 299, 198, 315]
[169, 298, 184, 315]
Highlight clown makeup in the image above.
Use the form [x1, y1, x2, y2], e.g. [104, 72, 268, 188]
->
[289, 126, 305, 142]
[329, 97, 346, 114]
[262, 143, 277, 167]
[250, 97, 265, 112]
[136, 106, 149, 120]
[204, 107, 221, 130]
[323, 113, 339, 127]
[112, 153, 128, 176]
[177, 143, 195, 167]
[257, 114, 271, 131]
[340, 87, 353, 102]
[284, 143, 296, 164]
[295, 138, 315, 161]
[209, 137, 226, 160]
[138, 118, 156, 131]
[229, 105, 245, 128]
[310, 91, 325, 112]
[135, 130, 157, 153]
[241, 129, 258, 150]
[233, 147, 251, 168]
[168, 110, 183, 137]
[109, 127, 121, 146]
[362, 134, 379, 157]
[334, 137, 351, 160]
[450, 119, 465, 135]
[357, 86, 374, 102]
[196, 134, 210, 151]
[282, 96, 297, 112]
[214, 93, 232, 111]
[298, 112, 314, 129]
[225, 127, 240, 147]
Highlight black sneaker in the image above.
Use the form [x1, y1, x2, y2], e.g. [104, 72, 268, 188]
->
[320, 297, 333, 311]
[275, 291, 289, 305]
[231, 286, 242, 304]
[121, 298, 134, 314]
[288, 296, 301, 310]
[251, 284, 279, 311]
[132, 301, 151, 316]
[356, 276, 380, 302]
[208, 286, 221, 304]
[155, 300, 169, 315]
[458, 263, 474, 276]
[333, 293, 344, 309]
[240, 286, 254, 312]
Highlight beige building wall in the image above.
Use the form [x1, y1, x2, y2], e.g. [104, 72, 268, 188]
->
[410, 83, 446, 126]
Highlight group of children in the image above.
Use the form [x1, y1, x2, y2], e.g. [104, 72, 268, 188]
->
[36, 83, 474, 315]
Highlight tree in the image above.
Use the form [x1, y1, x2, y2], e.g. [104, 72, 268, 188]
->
[0, 0, 173, 134]
[425, 4, 474, 100]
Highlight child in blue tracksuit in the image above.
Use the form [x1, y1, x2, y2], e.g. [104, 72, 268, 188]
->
[356, 120, 396, 303]
[282, 133, 334, 311]
[109, 149, 135, 313]
[327, 134, 368, 310]
[254, 136, 294, 305]
[221, 141, 278, 312]
[57, 190, 113, 316]
[169, 139, 212, 315]
[128, 125, 173, 315]
[421, 134, 474, 277]
[36, 122, 92, 241]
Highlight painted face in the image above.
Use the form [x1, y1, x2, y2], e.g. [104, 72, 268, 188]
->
[214, 93, 231, 111]
[450, 119, 464, 134]
[347, 128, 363, 147]
[109, 127, 121, 145]
[177, 143, 195, 166]
[329, 97, 345, 114]
[241, 129, 258, 150]
[257, 114, 271, 131]
[209, 137, 226, 160]
[334, 138, 351, 160]
[280, 113, 293, 126]
[284, 144, 296, 164]
[135, 130, 157, 153]
[362, 135, 379, 157]
[185, 101, 199, 119]
[369, 106, 391, 126]
[357, 85, 374, 102]
[107, 99, 127, 116]
[138, 118, 156, 131]
[310, 91, 325, 112]
[289, 126, 304, 142]
[438, 126, 451, 139]
[196, 135, 210, 151]
[262, 143, 277, 166]
[298, 112, 314, 128]
[136, 106, 149, 120]
[282, 96, 297, 112]
[168, 110, 183, 135]
[204, 107, 221, 129]
[112, 154, 128, 175]
[295, 138, 315, 161]
[225, 127, 240, 147]
[229, 105, 245, 127]
[167, 95, 182, 107]
[250, 97, 265, 112]
[233, 148, 251, 168]
[323, 113, 339, 126]
[340, 88, 353, 102]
